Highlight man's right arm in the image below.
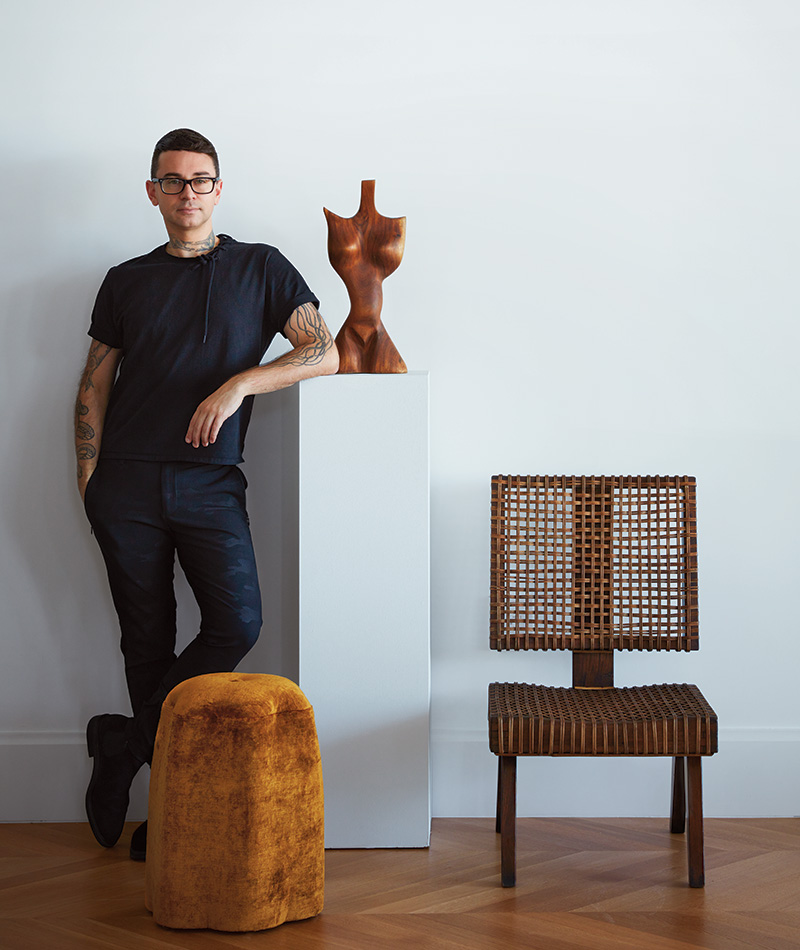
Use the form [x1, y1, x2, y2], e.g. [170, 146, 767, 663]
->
[75, 339, 122, 501]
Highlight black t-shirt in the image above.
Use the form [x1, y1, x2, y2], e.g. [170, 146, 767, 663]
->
[88, 234, 319, 464]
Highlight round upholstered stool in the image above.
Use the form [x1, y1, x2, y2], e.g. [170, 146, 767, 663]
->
[144, 672, 324, 931]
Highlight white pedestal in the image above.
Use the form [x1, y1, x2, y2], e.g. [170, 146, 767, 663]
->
[248, 372, 431, 848]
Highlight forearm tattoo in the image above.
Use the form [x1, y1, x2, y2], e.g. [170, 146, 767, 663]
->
[75, 340, 112, 479]
[80, 340, 113, 393]
[283, 303, 333, 366]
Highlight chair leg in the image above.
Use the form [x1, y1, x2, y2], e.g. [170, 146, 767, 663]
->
[670, 756, 686, 834]
[499, 756, 517, 887]
[495, 756, 502, 834]
[686, 756, 705, 887]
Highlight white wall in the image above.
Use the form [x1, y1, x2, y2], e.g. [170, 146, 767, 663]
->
[1, 0, 798, 820]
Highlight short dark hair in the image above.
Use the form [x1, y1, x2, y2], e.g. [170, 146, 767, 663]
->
[150, 128, 219, 179]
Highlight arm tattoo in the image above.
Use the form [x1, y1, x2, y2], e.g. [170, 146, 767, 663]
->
[81, 341, 113, 392]
[283, 303, 333, 367]
[75, 340, 116, 481]
[74, 399, 91, 444]
[76, 420, 95, 441]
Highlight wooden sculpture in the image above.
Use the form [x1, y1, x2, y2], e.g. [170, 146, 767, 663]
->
[324, 180, 407, 374]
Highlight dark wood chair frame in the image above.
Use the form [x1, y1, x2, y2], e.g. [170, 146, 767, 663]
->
[488, 475, 717, 889]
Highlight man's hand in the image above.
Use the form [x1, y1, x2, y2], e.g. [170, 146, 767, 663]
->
[185, 378, 247, 448]
[184, 303, 338, 449]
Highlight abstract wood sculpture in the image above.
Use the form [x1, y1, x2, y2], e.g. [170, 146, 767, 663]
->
[324, 180, 407, 374]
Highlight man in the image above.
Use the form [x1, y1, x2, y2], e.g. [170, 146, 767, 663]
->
[76, 129, 338, 859]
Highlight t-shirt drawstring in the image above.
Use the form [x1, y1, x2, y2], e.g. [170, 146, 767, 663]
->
[190, 240, 227, 344]
[202, 255, 215, 344]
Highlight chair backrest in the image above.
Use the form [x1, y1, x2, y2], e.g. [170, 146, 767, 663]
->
[490, 475, 698, 654]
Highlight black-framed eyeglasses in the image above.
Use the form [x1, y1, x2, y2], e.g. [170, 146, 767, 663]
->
[151, 177, 219, 195]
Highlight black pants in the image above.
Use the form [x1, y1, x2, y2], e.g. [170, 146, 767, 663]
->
[84, 459, 262, 763]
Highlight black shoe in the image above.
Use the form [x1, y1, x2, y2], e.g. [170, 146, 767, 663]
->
[130, 820, 147, 861]
[85, 714, 142, 848]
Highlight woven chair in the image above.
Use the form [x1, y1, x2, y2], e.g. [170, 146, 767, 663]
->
[488, 475, 717, 888]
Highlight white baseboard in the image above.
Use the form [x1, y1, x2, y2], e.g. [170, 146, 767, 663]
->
[0, 732, 149, 822]
[430, 727, 800, 819]
[1, 728, 798, 821]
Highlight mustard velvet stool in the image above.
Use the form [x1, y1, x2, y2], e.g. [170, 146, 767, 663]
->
[144, 672, 324, 931]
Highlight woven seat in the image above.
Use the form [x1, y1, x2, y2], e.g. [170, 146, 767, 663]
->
[488, 475, 717, 889]
[489, 683, 717, 756]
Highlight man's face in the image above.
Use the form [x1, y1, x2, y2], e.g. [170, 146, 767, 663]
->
[145, 150, 222, 236]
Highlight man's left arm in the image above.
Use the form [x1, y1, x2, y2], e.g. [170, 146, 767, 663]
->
[185, 302, 339, 449]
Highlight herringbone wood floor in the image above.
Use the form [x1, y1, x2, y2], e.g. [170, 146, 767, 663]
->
[1, 818, 798, 949]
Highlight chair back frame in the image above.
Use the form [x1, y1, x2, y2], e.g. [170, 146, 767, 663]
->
[490, 475, 699, 656]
